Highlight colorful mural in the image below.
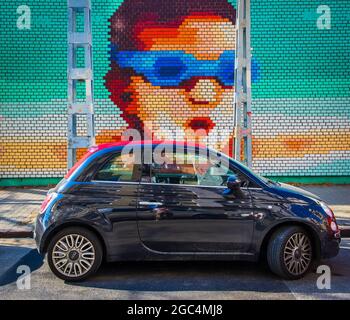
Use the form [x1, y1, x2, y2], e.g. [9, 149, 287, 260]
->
[103, 0, 261, 155]
[0, 0, 349, 183]
[103, 0, 238, 155]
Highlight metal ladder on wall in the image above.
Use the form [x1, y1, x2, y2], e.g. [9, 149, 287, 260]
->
[67, 0, 95, 169]
[234, 0, 252, 167]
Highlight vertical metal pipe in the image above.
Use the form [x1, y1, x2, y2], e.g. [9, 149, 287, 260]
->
[234, 0, 252, 167]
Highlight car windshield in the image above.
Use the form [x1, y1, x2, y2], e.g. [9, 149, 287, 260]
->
[236, 160, 280, 186]
[209, 148, 280, 186]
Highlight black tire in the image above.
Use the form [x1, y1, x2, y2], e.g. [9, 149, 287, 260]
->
[267, 226, 313, 280]
[47, 227, 103, 282]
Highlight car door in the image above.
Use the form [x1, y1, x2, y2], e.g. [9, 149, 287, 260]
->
[89, 150, 142, 221]
[68, 149, 142, 250]
[136, 146, 255, 254]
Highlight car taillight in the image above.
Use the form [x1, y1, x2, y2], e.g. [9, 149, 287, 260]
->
[40, 193, 55, 213]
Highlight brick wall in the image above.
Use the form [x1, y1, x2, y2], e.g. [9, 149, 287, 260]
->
[0, 0, 349, 181]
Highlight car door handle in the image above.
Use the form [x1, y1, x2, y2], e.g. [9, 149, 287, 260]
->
[250, 212, 265, 220]
[237, 212, 264, 219]
[139, 201, 163, 206]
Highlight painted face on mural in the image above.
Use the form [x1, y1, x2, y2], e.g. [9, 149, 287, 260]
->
[105, 0, 237, 154]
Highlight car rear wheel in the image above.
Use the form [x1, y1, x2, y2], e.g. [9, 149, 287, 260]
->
[47, 227, 103, 282]
[267, 226, 313, 280]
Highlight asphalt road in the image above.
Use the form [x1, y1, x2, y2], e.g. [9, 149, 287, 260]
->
[0, 238, 349, 300]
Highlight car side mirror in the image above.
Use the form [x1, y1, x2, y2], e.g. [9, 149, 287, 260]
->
[226, 174, 241, 190]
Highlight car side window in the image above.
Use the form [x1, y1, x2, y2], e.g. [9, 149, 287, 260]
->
[193, 156, 233, 187]
[149, 151, 198, 185]
[146, 150, 251, 187]
[94, 151, 140, 182]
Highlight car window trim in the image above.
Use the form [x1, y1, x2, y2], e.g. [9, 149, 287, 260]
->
[91, 179, 262, 190]
[86, 146, 262, 189]
[91, 179, 140, 185]
[140, 181, 262, 190]
[142, 148, 259, 189]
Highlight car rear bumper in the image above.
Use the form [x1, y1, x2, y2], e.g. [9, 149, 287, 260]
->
[34, 214, 46, 254]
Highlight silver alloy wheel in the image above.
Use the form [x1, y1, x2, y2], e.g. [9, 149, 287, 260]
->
[52, 234, 95, 278]
[283, 232, 312, 276]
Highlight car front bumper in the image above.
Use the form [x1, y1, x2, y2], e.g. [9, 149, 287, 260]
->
[321, 237, 340, 259]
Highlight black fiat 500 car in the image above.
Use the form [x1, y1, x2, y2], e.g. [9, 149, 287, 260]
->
[35, 140, 340, 281]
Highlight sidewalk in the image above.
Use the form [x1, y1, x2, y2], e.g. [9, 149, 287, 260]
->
[0, 187, 48, 238]
[0, 185, 349, 238]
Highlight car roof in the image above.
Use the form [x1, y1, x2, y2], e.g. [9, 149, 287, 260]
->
[89, 140, 208, 152]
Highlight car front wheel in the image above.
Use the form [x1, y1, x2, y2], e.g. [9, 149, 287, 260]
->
[47, 227, 103, 282]
[267, 226, 313, 280]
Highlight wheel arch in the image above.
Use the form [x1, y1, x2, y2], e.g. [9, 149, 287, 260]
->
[258, 220, 321, 261]
[42, 222, 108, 260]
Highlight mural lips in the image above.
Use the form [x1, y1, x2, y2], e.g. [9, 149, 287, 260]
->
[186, 117, 216, 134]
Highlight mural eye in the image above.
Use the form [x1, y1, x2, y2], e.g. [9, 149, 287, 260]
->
[154, 57, 186, 81]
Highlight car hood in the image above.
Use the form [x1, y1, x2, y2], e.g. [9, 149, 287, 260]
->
[275, 183, 321, 201]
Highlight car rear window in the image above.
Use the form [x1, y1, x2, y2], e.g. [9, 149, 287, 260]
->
[64, 151, 94, 179]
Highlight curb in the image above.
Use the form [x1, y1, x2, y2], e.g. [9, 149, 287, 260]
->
[0, 231, 33, 239]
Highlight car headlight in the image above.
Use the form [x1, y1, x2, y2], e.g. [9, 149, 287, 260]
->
[319, 201, 339, 235]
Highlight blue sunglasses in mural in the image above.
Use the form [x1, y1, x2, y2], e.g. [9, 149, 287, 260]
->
[110, 45, 261, 87]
